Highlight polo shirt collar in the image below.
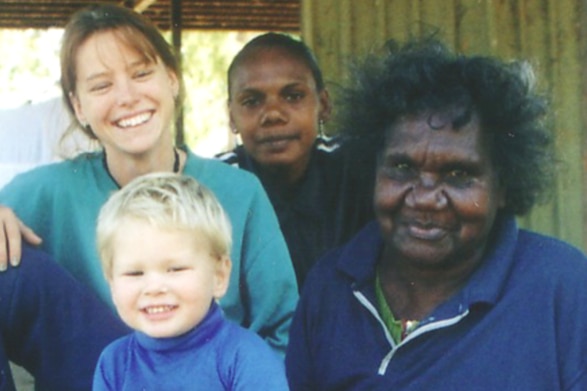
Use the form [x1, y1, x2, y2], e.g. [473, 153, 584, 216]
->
[336, 214, 520, 314]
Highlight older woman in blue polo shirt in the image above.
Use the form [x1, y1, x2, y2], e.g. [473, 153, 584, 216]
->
[286, 38, 587, 390]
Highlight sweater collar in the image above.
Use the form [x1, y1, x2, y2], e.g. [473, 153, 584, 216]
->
[134, 300, 223, 353]
[90, 146, 196, 193]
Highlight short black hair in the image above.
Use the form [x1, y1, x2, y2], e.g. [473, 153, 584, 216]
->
[337, 38, 555, 216]
[227, 32, 325, 99]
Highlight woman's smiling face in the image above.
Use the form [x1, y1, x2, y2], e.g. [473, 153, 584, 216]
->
[70, 29, 179, 158]
[374, 113, 505, 269]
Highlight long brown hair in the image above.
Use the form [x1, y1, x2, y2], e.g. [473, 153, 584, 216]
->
[60, 4, 185, 139]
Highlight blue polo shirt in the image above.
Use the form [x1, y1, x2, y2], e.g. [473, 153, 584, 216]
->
[286, 214, 587, 390]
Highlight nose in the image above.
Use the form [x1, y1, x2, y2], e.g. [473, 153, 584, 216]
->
[405, 174, 448, 209]
[143, 274, 169, 296]
[260, 98, 287, 126]
[115, 77, 139, 107]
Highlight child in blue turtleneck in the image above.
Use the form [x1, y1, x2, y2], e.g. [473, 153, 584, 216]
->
[92, 173, 288, 391]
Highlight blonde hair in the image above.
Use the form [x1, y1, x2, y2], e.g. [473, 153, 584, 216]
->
[97, 173, 232, 277]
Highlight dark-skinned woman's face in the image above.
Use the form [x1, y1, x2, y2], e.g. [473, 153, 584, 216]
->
[374, 113, 505, 269]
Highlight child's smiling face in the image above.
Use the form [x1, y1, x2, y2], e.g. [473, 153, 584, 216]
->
[107, 218, 230, 338]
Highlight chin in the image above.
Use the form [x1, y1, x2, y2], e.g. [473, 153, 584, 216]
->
[394, 240, 457, 267]
[143, 328, 182, 339]
[257, 148, 294, 160]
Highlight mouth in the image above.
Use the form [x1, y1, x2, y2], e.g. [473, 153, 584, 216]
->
[142, 304, 177, 315]
[405, 220, 450, 241]
[258, 134, 299, 146]
[114, 111, 153, 129]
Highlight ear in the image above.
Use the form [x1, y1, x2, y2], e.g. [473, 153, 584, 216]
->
[213, 256, 232, 299]
[227, 104, 238, 134]
[318, 88, 333, 123]
[167, 68, 180, 99]
[69, 92, 88, 126]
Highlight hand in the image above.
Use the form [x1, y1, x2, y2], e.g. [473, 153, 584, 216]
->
[0, 206, 42, 270]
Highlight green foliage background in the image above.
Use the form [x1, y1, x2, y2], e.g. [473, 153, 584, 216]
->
[0, 29, 261, 157]
[179, 31, 260, 154]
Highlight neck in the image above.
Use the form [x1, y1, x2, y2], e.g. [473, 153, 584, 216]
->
[103, 147, 182, 188]
[377, 250, 484, 321]
[257, 153, 311, 190]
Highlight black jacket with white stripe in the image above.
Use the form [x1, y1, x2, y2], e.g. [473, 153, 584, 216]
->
[216, 136, 375, 288]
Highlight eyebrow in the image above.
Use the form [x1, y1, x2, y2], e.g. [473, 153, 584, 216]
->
[281, 81, 306, 88]
[84, 70, 110, 83]
[236, 86, 263, 94]
[237, 79, 306, 91]
[83, 58, 151, 82]
[383, 149, 484, 166]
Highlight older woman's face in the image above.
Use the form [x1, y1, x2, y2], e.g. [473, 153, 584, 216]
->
[374, 114, 505, 268]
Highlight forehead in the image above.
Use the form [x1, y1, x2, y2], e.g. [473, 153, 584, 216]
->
[76, 32, 135, 71]
[230, 47, 316, 91]
[111, 219, 210, 252]
[384, 114, 490, 162]
[75, 30, 153, 71]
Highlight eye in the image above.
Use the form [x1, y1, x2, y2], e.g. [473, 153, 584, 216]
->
[168, 266, 189, 273]
[134, 68, 154, 80]
[238, 93, 263, 108]
[122, 270, 144, 277]
[447, 169, 469, 178]
[89, 81, 111, 93]
[445, 168, 475, 186]
[380, 160, 417, 181]
[242, 97, 260, 107]
[284, 91, 305, 102]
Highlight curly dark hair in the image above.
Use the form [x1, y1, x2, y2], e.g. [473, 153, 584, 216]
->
[336, 38, 555, 216]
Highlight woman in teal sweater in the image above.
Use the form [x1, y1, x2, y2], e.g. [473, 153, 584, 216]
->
[0, 3, 296, 358]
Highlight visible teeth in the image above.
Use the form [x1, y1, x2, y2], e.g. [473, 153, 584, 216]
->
[145, 305, 173, 314]
[117, 113, 151, 128]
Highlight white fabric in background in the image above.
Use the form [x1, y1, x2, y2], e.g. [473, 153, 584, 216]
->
[0, 96, 95, 188]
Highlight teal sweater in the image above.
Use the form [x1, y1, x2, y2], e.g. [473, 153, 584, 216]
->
[0, 150, 298, 356]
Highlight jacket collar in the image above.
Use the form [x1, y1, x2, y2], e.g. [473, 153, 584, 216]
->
[237, 143, 325, 215]
[336, 214, 520, 316]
